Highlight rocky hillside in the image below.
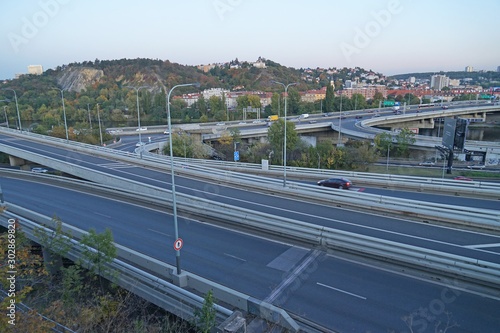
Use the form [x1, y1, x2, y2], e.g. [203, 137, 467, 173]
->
[57, 67, 104, 92]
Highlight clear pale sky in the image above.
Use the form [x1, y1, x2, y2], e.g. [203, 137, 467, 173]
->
[1, 0, 499, 80]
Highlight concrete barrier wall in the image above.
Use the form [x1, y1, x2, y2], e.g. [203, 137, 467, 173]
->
[0, 202, 299, 331]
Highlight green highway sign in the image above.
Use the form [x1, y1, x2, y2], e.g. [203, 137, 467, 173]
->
[383, 101, 395, 106]
[481, 95, 491, 99]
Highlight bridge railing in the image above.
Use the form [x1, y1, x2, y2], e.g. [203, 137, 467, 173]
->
[2, 125, 500, 199]
[2, 124, 500, 204]
[0, 202, 300, 332]
[2, 174, 499, 298]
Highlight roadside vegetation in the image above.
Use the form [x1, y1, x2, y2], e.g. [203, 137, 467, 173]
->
[0, 214, 216, 332]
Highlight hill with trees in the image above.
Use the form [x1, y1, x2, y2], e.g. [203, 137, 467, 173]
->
[0, 58, 383, 138]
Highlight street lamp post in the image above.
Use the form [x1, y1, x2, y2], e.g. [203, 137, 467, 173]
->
[3, 106, 8, 128]
[167, 82, 200, 275]
[434, 118, 442, 163]
[338, 94, 343, 146]
[386, 142, 390, 173]
[1, 88, 21, 131]
[96, 103, 103, 146]
[50, 87, 69, 142]
[1, 105, 9, 128]
[124, 85, 150, 158]
[278, 95, 280, 118]
[271, 81, 298, 187]
[86, 103, 93, 129]
[0, 99, 10, 128]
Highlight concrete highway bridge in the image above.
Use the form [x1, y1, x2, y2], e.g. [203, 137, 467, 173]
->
[1, 103, 500, 332]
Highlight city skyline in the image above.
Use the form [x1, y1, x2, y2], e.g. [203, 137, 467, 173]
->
[1, 0, 499, 80]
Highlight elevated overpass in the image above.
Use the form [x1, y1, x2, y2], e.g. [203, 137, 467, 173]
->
[1, 127, 500, 331]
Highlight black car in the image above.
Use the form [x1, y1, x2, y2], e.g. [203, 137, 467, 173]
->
[317, 178, 352, 189]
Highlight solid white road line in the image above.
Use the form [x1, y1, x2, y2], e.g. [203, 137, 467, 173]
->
[147, 228, 171, 237]
[223, 253, 247, 262]
[316, 282, 367, 300]
[464, 243, 500, 249]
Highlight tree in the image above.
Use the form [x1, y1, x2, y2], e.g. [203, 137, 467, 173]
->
[351, 93, 366, 110]
[209, 95, 222, 117]
[247, 94, 261, 109]
[267, 118, 299, 164]
[163, 132, 210, 159]
[372, 92, 385, 107]
[374, 132, 394, 156]
[216, 132, 233, 160]
[197, 95, 207, 116]
[34, 214, 72, 273]
[325, 84, 335, 113]
[170, 99, 187, 119]
[404, 93, 420, 105]
[344, 141, 379, 171]
[395, 127, 416, 157]
[79, 228, 117, 284]
[287, 88, 301, 115]
[192, 290, 216, 333]
[153, 88, 166, 109]
[229, 127, 241, 144]
[110, 109, 126, 123]
[165, 132, 192, 158]
[221, 91, 227, 120]
[270, 92, 281, 116]
[236, 95, 250, 113]
[0, 224, 51, 331]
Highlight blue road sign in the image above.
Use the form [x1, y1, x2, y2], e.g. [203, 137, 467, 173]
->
[234, 151, 239, 161]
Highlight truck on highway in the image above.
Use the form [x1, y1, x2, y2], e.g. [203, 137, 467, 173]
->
[266, 114, 279, 126]
[299, 113, 310, 119]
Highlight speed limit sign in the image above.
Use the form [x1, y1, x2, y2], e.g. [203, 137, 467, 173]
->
[174, 238, 183, 251]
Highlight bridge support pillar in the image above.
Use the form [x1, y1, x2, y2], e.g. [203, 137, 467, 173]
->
[9, 156, 30, 170]
[190, 132, 202, 143]
[42, 246, 63, 276]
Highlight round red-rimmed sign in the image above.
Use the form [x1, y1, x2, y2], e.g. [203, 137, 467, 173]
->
[174, 238, 183, 251]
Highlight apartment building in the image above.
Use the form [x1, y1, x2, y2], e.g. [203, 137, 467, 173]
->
[340, 85, 387, 100]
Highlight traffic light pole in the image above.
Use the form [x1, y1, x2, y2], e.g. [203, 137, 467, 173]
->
[447, 150, 454, 174]
[435, 145, 454, 174]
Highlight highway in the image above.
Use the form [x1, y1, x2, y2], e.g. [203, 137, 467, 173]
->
[1, 124, 500, 331]
[1, 131, 499, 263]
[2, 176, 500, 332]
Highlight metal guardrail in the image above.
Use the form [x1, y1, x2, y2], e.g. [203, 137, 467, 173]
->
[0, 203, 301, 332]
[139, 149, 500, 201]
[355, 104, 500, 152]
[1, 130, 499, 232]
[2, 175, 499, 297]
[0, 207, 231, 323]
[2, 124, 499, 198]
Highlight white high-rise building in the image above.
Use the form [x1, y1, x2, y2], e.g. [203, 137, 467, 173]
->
[465, 66, 474, 72]
[430, 75, 449, 90]
[28, 65, 43, 75]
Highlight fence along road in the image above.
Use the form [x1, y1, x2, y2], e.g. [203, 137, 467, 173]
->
[0, 173, 498, 330]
